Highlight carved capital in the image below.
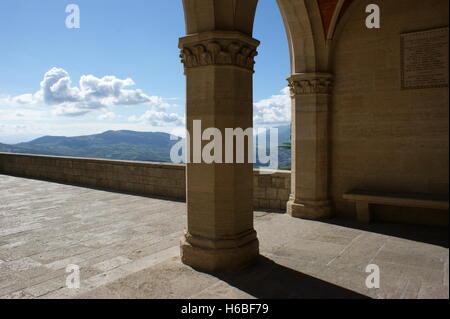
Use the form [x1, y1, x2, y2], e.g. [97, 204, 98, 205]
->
[179, 31, 260, 71]
[287, 73, 333, 96]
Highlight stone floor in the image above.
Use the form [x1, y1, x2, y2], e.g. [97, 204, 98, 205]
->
[0, 175, 448, 299]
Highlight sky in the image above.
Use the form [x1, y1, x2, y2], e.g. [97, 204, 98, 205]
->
[0, 0, 291, 144]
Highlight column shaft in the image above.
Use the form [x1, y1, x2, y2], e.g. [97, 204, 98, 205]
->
[287, 73, 333, 219]
[179, 31, 260, 271]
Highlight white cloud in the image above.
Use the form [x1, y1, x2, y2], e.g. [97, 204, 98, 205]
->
[11, 93, 39, 105]
[78, 74, 154, 107]
[0, 92, 41, 106]
[0, 70, 292, 142]
[0, 107, 48, 121]
[0, 67, 169, 117]
[129, 110, 185, 127]
[41, 68, 81, 105]
[98, 112, 116, 120]
[253, 87, 291, 124]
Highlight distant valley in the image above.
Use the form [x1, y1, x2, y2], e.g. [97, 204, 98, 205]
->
[0, 126, 291, 169]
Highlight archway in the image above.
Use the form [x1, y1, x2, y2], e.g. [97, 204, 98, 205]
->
[179, 0, 350, 271]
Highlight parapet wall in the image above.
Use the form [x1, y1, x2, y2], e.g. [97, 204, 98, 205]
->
[0, 153, 290, 211]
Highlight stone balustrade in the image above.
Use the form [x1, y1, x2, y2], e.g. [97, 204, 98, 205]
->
[0, 152, 290, 211]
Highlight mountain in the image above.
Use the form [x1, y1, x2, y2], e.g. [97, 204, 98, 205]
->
[0, 126, 292, 168]
[275, 125, 291, 169]
[255, 125, 291, 169]
[0, 130, 180, 163]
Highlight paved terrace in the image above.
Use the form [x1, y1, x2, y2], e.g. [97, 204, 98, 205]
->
[0, 175, 448, 299]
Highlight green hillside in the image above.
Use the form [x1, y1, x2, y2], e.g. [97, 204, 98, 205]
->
[0, 130, 179, 163]
[0, 126, 291, 168]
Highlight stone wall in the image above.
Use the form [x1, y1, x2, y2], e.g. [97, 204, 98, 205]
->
[253, 170, 291, 211]
[331, 0, 449, 224]
[0, 152, 186, 200]
[0, 153, 290, 211]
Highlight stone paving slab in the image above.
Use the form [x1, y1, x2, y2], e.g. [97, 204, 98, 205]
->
[0, 175, 448, 299]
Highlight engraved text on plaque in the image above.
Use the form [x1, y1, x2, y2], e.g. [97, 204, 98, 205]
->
[401, 27, 449, 89]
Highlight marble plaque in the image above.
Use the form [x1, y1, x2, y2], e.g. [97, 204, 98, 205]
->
[401, 27, 448, 89]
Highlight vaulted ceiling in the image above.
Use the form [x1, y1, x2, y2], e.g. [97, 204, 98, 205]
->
[317, 0, 353, 38]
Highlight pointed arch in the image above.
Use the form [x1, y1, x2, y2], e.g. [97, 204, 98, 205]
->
[276, 0, 317, 73]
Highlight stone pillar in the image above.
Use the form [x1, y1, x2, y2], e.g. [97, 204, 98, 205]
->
[287, 72, 333, 219]
[179, 31, 260, 272]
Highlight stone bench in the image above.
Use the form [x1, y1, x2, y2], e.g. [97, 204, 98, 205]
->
[343, 190, 449, 223]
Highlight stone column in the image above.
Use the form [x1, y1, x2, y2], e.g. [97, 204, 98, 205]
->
[287, 72, 333, 219]
[179, 31, 260, 272]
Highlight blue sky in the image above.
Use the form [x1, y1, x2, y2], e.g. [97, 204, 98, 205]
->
[0, 0, 290, 143]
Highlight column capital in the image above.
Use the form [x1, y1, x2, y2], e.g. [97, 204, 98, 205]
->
[287, 72, 333, 96]
[179, 31, 260, 72]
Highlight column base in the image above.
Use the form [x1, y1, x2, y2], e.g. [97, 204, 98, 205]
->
[180, 231, 259, 272]
[287, 198, 332, 220]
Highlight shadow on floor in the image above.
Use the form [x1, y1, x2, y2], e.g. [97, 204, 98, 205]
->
[322, 218, 449, 248]
[211, 256, 370, 299]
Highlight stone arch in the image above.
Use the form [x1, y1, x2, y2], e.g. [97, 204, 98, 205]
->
[330, 0, 364, 53]
[182, 0, 328, 72]
[178, 0, 341, 271]
[328, 0, 449, 224]
[276, 0, 318, 73]
[276, 0, 353, 73]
